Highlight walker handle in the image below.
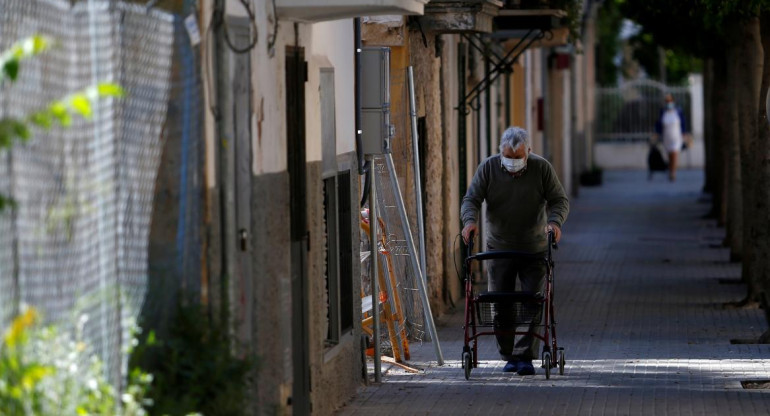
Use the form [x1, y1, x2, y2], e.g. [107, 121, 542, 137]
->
[548, 230, 558, 250]
[466, 231, 475, 258]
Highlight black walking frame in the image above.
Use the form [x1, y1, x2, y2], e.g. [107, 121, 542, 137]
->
[461, 231, 564, 380]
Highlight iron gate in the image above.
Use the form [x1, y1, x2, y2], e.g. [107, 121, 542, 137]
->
[595, 79, 691, 142]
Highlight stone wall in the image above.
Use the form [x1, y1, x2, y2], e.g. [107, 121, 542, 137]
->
[249, 171, 293, 414]
[307, 153, 363, 415]
[408, 26, 450, 314]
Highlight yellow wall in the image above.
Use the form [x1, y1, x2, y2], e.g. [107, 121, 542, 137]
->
[511, 60, 526, 129]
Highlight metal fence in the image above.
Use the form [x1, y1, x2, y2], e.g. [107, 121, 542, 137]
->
[370, 65, 431, 347]
[0, 0, 174, 387]
[595, 79, 691, 143]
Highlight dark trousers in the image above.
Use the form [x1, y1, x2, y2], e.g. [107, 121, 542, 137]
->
[487, 251, 546, 361]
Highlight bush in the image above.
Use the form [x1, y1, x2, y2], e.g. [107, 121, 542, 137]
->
[130, 303, 256, 416]
[0, 308, 152, 416]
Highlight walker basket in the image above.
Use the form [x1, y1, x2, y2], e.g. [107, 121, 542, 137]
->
[474, 291, 545, 327]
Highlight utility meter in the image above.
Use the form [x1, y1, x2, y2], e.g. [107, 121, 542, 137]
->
[360, 47, 393, 155]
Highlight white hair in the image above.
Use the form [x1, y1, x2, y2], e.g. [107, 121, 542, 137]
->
[499, 126, 529, 153]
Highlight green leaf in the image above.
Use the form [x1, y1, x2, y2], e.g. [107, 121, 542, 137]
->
[0, 194, 17, 212]
[0, 118, 30, 146]
[0, 35, 51, 82]
[95, 83, 125, 98]
[20, 364, 53, 390]
[30, 35, 49, 54]
[13, 35, 50, 58]
[29, 111, 53, 129]
[12, 120, 30, 141]
[3, 59, 19, 81]
[58, 112, 72, 127]
[70, 95, 92, 118]
[49, 101, 68, 125]
[0, 132, 9, 149]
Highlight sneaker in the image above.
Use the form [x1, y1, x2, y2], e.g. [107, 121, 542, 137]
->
[517, 360, 535, 375]
[502, 360, 520, 373]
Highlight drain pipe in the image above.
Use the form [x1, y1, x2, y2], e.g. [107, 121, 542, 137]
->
[355, 18, 372, 207]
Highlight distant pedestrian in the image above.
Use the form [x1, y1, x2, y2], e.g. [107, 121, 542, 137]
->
[654, 93, 690, 182]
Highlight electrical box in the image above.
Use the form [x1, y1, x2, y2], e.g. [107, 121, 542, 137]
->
[361, 47, 392, 155]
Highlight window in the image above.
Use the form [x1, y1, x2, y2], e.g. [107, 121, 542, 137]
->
[324, 172, 354, 345]
[337, 172, 353, 334]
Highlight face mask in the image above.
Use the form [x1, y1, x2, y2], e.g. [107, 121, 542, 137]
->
[667, 102, 675, 110]
[501, 154, 527, 173]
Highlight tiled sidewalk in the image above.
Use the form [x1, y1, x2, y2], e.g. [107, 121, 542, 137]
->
[337, 169, 770, 416]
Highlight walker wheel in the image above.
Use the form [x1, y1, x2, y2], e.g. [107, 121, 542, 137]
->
[462, 352, 472, 380]
[558, 348, 565, 376]
[542, 351, 552, 380]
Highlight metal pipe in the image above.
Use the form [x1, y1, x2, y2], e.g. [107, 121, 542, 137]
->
[355, 18, 371, 208]
[462, 29, 535, 105]
[360, 166, 371, 207]
[505, 70, 511, 126]
[355, 18, 366, 175]
[385, 153, 444, 365]
[368, 155, 381, 382]
[484, 50, 492, 160]
[463, 30, 544, 108]
[407, 67, 427, 283]
[476, 96, 482, 164]
[213, 0, 236, 332]
[458, 42, 467, 222]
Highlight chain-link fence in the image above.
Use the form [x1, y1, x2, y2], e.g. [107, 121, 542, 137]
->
[359, 66, 432, 361]
[370, 156, 430, 345]
[360, 63, 433, 353]
[0, 0, 174, 387]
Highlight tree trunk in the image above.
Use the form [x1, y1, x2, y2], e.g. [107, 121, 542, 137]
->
[725, 42, 743, 262]
[756, 15, 770, 328]
[703, 58, 715, 196]
[737, 17, 764, 302]
[711, 54, 729, 227]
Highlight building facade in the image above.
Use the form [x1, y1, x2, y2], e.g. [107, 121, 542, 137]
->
[199, 0, 595, 414]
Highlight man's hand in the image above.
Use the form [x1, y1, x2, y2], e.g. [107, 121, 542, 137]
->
[546, 222, 562, 243]
[462, 223, 477, 244]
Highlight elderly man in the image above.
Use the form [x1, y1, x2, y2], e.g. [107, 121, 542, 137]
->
[461, 126, 569, 375]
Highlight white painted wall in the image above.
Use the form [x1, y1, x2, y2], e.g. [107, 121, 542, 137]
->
[204, 3, 357, 182]
[202, 0, 296, 182]
[307, 19, 356, 160]
[524, 50, 533, 139]
[529, 49, 544, 155]
[250, 21, 295, 175]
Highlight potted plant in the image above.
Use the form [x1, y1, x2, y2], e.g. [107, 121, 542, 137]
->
[579, 165, 603, 186]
